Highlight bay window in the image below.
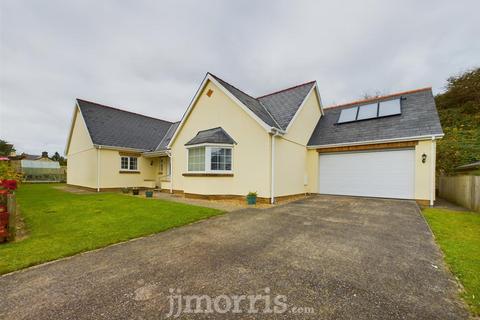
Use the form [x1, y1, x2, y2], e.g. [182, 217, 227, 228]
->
[187, 146, 233, 173]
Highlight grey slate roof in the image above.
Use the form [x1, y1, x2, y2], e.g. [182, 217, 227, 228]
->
[155, 121, 180, 151]
[21, 154, 42, 160]
[258, 81, 316, 130]
[77, 99, 173, 151]
[209, 74, 279, 128]
[209, 73, 315, 130]
[307, 88, 444, 146]
[185, 127, 236, 146]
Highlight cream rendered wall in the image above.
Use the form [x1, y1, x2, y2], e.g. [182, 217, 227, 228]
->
[66, 109, 97, 188]
[275, 90, 322, 196]
[98, 150, 158, 189]
[170, 80, 271, 198]
[306, 149, 319, 194]
[415, 139, 436, 201]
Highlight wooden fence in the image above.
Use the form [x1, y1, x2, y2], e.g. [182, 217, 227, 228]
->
[438, 175, 480, 212]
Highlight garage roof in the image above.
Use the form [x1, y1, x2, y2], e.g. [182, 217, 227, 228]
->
[308, 88, 444, 147]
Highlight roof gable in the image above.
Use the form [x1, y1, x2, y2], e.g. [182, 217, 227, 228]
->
[308, 88, 444, 147]
[168, 73, 322, 147]
[208, 74, 280, 129]
[76, 99, 173, 151]
[155, 121, 180, 151]
[258, 81, 316, 130]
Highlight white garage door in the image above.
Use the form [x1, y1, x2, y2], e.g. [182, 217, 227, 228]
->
[319, 149, 415, 199]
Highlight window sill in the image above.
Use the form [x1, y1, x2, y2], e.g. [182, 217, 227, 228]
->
[119, 170, 140, 174]
[182, 173, 234, 177]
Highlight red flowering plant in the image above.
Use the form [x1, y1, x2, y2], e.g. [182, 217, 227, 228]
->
[1, 180, 17, 191]
[0, 161, 21, 198]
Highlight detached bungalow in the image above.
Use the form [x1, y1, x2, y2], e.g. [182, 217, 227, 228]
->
[65, 73, 443, 205]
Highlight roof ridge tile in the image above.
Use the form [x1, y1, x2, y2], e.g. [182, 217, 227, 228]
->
[325, 87, 432, 110]
[76, 98, 173, 124]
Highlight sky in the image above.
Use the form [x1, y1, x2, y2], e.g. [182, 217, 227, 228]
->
[0, 0, 478, 155]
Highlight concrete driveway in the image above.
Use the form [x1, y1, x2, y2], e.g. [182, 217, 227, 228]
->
[0, 195, 467, 319]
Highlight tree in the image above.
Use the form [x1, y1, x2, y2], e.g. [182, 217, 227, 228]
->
[0, 140, 15, 156]
[51, 152, 67, 166]
[435, 67, 480, 175]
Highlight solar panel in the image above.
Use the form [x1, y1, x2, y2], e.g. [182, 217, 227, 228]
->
[379, 99, 401, 117]
[357, 103, 378, 120]
[337, 98, 402, 124]
[338, 107, 358, 123]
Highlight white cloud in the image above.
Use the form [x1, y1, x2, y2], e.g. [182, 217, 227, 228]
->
[0, 0, 478, 154]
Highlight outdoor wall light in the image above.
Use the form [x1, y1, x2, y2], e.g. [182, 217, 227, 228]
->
[422, 153, 427, 163]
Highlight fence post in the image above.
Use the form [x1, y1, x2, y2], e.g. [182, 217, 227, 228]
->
[7, 193, 16, 242]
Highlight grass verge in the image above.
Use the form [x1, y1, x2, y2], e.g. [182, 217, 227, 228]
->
[423, 207, 480, 315]
[0, 184, 223, 275]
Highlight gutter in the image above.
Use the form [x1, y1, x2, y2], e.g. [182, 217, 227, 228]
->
[307, 134, 444, 150]
[142, 150, 170, 157]
[93, 144, 148, 153]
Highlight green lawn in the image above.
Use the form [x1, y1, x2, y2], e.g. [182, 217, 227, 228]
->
[0, 184, 223, 275]
[423, 208, 480, 315]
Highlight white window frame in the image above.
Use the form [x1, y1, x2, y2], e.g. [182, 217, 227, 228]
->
[186, 143, 234, 174]
[120, 156, 139, 171]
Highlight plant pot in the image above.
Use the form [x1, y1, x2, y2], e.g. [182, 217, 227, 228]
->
[145, 190, 153, 198]
[246, 195, 257, 205]
[132, 189, 139, 196]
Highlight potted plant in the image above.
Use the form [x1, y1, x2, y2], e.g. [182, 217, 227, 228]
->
[132, 187, 139, 196]
[145, 190, 154, 198]
[246, 191, 257, 205]
[121, 187, 130, 194]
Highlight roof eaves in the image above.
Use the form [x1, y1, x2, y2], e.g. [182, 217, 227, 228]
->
[307, 133, 444, 149]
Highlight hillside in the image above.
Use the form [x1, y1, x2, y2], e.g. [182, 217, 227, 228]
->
[434, 68, 480, 175]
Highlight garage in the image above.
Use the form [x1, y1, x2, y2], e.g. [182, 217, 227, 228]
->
[319, 149, 415, 199]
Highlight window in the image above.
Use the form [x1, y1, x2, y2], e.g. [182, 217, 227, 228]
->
[210, 148, 232, 171]
[188, 147, 205, 171]
[129, 157, 137, 170]
[120, 156, 138, 171]
[187, 146, 233, 173]
[121, 157, 129, 170]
